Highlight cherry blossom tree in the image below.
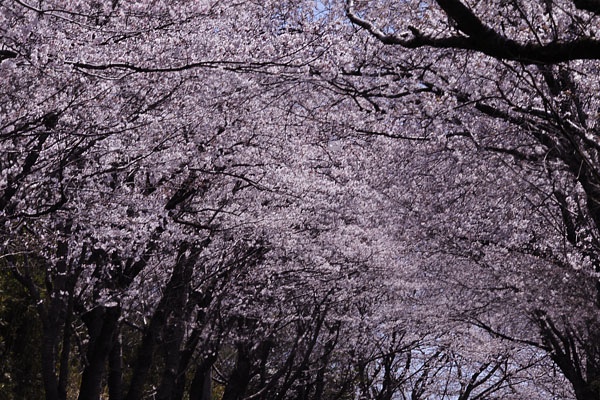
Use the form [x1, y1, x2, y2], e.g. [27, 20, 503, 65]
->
[1, 0, 597, 399]
[338, 0, 600, 399]
[1, 2, 408, 399]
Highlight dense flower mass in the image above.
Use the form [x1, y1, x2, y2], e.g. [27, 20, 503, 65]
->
[1, 1, 599, 399]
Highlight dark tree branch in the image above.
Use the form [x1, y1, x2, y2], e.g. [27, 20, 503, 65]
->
[0, 50, 17, 62]
[69, 59, 304, 74]
[346, 0, 600, 64]
[572, 0, 600, 14]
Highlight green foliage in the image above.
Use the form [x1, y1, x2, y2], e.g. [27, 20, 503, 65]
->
[0, 265, 44, 400]
[212, 382, 225, 400]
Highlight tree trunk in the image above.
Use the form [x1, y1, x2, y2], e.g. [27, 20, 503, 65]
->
[125, 246, 193, 400]
[108, 331, 124, 400]
[41, 321, 60, 400]
[78, 306, 121, 400]
[156, 321, 186, 400]
[221, 344, 252, 400]
[188, 361, 214, 400]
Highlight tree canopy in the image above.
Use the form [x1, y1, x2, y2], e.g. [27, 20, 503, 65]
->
[1, 0, 600, 399]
